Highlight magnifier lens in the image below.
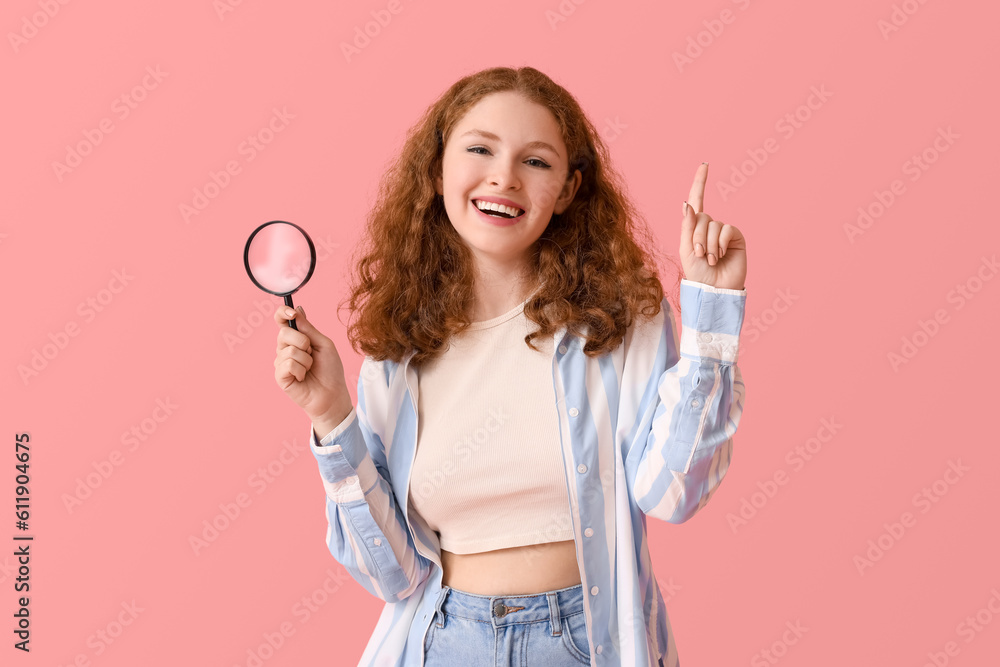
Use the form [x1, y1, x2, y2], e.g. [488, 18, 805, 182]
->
[246, 223, 313, 294]
[244, 220, 316, 331]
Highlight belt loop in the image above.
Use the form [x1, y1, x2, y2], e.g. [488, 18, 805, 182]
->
[547, 591, 561, 637]
[433, 586, 450, 628]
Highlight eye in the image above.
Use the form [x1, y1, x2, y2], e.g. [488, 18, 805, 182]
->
[466, 146, 551, 169]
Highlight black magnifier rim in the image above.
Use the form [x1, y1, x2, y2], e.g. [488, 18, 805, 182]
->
[243, 220, 317, 297]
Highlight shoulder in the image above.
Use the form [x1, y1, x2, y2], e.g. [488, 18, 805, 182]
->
[360, 356, 394, 389]
[621, 295, 673, 360]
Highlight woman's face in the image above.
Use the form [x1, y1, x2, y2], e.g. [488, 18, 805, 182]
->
[435, 91, 581, 272]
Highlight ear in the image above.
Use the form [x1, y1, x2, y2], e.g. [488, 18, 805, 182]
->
[435, 172, 443, 196]
[552, 169, 583, 215]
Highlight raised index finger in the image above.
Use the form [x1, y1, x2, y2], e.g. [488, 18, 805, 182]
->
[687, 163, 708, 214]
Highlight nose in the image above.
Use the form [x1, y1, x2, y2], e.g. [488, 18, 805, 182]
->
[487, 158, 521, 190]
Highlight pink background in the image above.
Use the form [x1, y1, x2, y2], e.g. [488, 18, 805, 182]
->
[4, 1, 999, 665]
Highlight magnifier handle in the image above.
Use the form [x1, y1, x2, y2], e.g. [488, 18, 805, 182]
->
[283, 295, 299, 331]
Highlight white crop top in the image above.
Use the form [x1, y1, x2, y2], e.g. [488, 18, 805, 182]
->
[406, 295, 575, 554]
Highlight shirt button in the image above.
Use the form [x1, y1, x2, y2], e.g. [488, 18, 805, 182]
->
[373, 538, 382, 546]
[577, 463, 587, 474]
[590, 586, 599, 595]
[569, 407, 579, 417]
[584, 528, 594, 537]
[597, 645, 603, 654]
[700, 333, 713, 343]
[691, 398, 700, 408]
[558, 345, 568, 354]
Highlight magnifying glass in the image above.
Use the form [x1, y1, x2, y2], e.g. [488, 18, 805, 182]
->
[243, 220, 316, 331]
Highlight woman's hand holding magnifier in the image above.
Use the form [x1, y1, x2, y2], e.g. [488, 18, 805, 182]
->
[243, 220, 354, 435]
[273, 306, 353, 435]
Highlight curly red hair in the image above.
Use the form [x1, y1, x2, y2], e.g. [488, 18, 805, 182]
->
[338, 66, 682, 368]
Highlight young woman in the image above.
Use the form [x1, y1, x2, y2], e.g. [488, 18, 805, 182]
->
[271, 66, 748, 666]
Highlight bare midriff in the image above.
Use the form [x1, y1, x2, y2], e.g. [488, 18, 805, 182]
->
[440, 539, 582, 596]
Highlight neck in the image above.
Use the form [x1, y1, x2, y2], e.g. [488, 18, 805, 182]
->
[469, 255, 537, 323]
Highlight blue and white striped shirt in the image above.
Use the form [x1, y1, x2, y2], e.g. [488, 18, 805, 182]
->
[309, 278, 747, 666]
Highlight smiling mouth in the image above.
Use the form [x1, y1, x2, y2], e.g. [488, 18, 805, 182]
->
[472, 199, 524, 219]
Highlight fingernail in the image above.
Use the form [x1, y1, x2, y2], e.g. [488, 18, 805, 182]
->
[285, 308, 296, 318]
[682, 201, 689, 216]
[297, 306, 305, 316]
[708, 253, 716, 265]
[702, 162, 709, 165]
[695, 243, 704, 256]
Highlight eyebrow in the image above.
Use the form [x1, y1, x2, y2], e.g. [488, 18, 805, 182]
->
[459, 129, 561, 158]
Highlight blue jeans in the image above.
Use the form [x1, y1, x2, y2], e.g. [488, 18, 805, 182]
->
[422, 583, 593, 665]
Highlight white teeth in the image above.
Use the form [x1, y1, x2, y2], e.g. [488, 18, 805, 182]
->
[474, 200, 522, 217]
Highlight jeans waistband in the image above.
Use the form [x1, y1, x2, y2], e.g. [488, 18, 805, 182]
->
[433, 583, 585, 628]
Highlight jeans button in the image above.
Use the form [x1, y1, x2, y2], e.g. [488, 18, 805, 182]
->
[493, 602, 507, 618]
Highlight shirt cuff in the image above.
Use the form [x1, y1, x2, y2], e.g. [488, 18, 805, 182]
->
[314, 407, 358, 446]
[309, 408, 366, 485]
[680, 278, 746, 295]
[678, 280, 747, 363]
